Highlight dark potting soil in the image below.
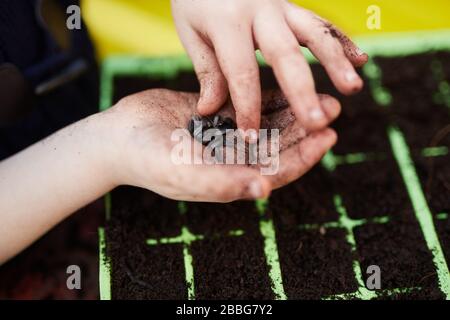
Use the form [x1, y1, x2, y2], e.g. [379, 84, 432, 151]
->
[332, 158, 413, 219]
[376, 53, 450, 150]
[436, 51, 450, 79]
[192, 234, 274, 300]
[414, 154, 450, 215]
[354, 216, 444, 299]
[107, 187, 273, 299]
[311, 64, 391, 154]
[275, 227, 358, 299]
[106, 52, 450, 300]
[187, 201, 274, 299]
[268, 167, 359, 299]
[185, 201, 260, 236]
[269, 166, 338, 225]
[106, 187, 187, 299]
[435, 218, 450, 269]
[377, 53, 450, 286]
[413, 151, 450, 275]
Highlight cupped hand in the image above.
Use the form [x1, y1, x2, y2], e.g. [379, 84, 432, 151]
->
[104, 89, 339, 203]
[171, 0, 367, 135]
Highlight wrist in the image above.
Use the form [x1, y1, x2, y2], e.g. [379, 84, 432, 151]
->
[92, 104, 155, 190]
[82, 111, 123, 191]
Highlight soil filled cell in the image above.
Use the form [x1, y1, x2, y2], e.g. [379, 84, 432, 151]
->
[394, 110, 449, 151]
[191, 234, 274, 300]
[276, 228, 358, 299]
[110, 241, 187, 300]
[416, 152, 450, 270]
[332, 159, 412, 219]
[269, 166, 338, 226]
[107, 188, 188, 299]
[414, 154, 450, 214]
[377, 54, 450, 149]
[354, 218, 443, 299]
[376, 53, 438, 90]
[110, 187, 182, 238]
[186, 201, 260, 236]
[332, 109, 390, 155]
[311, 64, 390, 154]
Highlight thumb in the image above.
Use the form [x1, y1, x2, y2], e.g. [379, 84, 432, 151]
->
[197, 69, 229, 115]
[188, 164, 272, 203]
[176, 26, 229, 115]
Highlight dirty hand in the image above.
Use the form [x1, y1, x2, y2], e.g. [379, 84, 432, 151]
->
[105, 89, 340, 202]
[171, 0, 368, 136]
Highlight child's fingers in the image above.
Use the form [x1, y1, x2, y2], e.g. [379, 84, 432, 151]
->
[286, 3, 368, 67]
[262, 94, 340, 153]
[211, 25, 261, 140]
[253, 11, 327, 132]
[284, 6, 364, 95]
[261, 93, 341, 131]
[325, 24, 369, 68]
[177, 26, 229, 116]
[267, 128, 337, 189]
[183, 164, 271, 203]
[318, 94, 342, 121]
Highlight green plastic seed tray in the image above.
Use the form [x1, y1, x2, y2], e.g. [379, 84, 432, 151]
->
[98, 30, 450, 300]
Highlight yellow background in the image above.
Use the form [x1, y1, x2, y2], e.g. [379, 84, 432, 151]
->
[81, 0, 450, 60]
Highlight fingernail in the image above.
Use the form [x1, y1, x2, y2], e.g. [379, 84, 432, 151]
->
[356, 47, 365, 56]
[249, 180, 263, 199]
[248, 131, 258, 144]
[309, 108, 325, 121]
[345, 71, 358, 82]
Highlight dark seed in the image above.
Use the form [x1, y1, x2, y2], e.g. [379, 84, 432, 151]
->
[220, 117, 237, 131]
[188, 115, 237, 147]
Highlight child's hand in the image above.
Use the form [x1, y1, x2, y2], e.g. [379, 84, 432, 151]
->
[171, 0, 368, 135]
[105, 89, 340, 202]
[0, 88, 339, 262]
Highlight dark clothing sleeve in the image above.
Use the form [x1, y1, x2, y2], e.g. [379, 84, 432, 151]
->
[0, 0, 46, 69]
[0, 0, 98, 160]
